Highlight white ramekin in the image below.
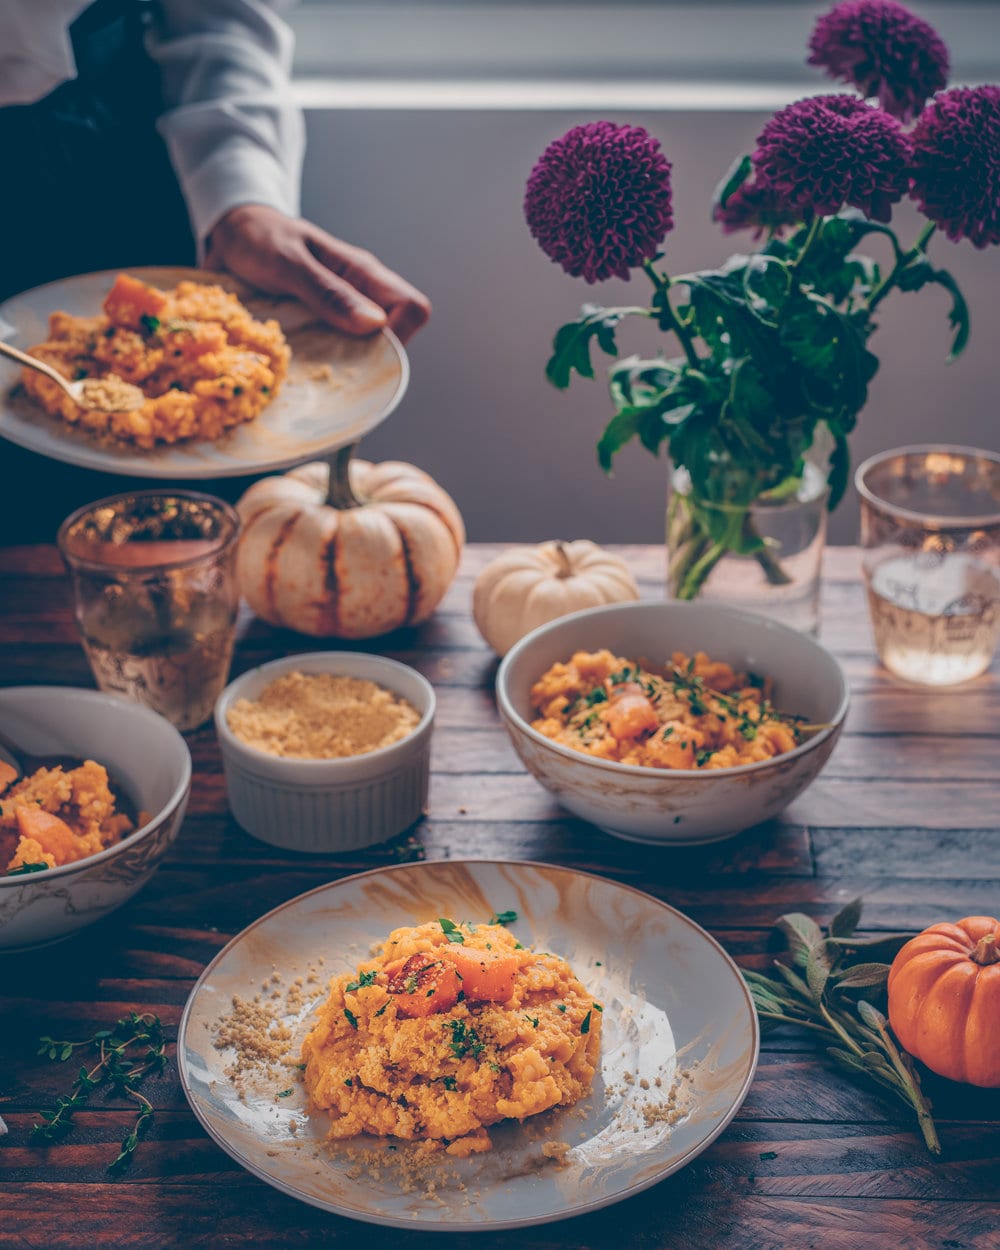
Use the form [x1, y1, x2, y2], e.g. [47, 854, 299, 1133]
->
[214, 652, 435, 852]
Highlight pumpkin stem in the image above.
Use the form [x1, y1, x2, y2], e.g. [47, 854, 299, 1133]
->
[325, 444, 361, 509]
[971, 932, 1000, 966]
[553, 541, 573, 579]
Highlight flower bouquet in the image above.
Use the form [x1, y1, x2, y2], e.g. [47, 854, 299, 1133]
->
[524, 0, 1000, 621]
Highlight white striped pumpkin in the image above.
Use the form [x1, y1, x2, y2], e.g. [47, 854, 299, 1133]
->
[235, 458, 465, 638]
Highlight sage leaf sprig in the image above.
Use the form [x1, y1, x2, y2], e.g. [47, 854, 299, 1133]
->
[32, 1011, 167, 1173]
[743, 900, 941, 1156]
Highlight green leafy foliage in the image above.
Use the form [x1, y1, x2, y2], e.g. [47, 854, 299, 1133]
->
[744, 901, 941, 1156]
[544, 193, 972, 600]
[894, 256, 970, 359]
[32, 1013, 167, 1173]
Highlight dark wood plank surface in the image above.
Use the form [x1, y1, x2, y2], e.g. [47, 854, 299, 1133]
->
[1, 544, 998, 1250]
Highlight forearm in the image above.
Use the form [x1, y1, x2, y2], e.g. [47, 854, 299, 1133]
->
[146, 0, 305, 250]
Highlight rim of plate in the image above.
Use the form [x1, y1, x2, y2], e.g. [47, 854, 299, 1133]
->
[176, 858, 760, 1232]
[0, 266, 409, 479]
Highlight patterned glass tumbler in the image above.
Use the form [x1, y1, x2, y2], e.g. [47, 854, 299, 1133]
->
[58, 490, 241, 730]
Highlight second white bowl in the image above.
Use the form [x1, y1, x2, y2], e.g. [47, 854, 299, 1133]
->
[496, 600, 849, 845]
[214, 652, 435, 852]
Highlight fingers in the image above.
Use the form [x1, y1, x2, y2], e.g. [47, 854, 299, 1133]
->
[207, 206, 432, 342]
[285, 248, 389, 337]
[305, 233, 432, 344]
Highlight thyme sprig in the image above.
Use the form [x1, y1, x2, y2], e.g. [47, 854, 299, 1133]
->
[32, 1012, 167, 1172]
[744, 901, 941, 1155]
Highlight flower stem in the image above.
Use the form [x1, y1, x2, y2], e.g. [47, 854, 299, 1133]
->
[867, 221, 936, 313]
[791, 216, 823, 273]
[642, 259, 700, 369]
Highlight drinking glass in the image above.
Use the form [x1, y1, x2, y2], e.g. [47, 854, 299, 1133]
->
[58, 490, 241, 730]
[856, 445, 1000, 686]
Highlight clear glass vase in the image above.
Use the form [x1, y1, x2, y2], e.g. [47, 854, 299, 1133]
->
[666, 462, 829, 634]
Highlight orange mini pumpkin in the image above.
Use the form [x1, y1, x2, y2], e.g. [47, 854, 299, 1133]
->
[887, 915, 1000, 1087]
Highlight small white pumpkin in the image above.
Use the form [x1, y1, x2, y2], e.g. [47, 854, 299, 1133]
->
[473, 540, 640, 655]
[235, 452, 465, 638]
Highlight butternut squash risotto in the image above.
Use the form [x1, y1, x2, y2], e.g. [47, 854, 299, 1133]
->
[530, 649, 806, 769]
[0, 759, 138, 876]
[301, 918, 602, 1155]
[21, 273, 289, 448]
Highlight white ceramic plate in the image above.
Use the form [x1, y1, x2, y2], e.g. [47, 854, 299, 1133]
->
[177, 859, 759, 1231]
[0, 266, 407, 478]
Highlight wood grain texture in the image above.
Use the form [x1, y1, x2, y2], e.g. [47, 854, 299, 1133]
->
[0, 543, 997, 1250]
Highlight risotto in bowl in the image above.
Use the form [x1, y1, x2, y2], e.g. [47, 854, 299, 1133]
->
[0, 686, 191, 950]
[496, 600, 849, 845]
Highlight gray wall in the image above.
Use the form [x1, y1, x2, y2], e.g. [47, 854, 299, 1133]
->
[300, 106, 1000, 545]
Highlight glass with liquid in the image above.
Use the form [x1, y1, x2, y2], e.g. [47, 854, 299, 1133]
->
[857, 446, 1000, 686]
[58, 491, 241, 730]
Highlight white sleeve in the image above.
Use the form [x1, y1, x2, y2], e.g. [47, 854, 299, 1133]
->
[146, 0, 305, 251]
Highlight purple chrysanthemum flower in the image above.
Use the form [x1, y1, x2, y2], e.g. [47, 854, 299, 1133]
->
[909, 85, 1000, 248]
[752, 94, 911, 222]
[524, 121, 674, 283]
[808, 1, 949, 123]
[712, 178, 799, 237]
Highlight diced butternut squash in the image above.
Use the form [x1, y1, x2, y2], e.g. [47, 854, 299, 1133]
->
[440, 945, 519, 1003]
[603, 684, 659, 740]
[15, 806, 82, 866]
[103, 274, 168, 331]
[385, 953, 462, 1017]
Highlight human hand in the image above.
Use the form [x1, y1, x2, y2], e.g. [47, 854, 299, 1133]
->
[204, 204, 431, 343]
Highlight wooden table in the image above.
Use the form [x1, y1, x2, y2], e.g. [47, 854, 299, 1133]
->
[1, 544, 998, 1250]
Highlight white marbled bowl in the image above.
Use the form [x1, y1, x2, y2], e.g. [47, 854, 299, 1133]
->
[0, 686, 191, 952]
[214, 652, 435, 852]
[496, 600, 849, 845]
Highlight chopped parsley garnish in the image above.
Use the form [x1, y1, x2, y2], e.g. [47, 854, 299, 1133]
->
[557, 1004, 567, 1012]
[746, 671, 765, 689]
[580, 1011, 592, 1034]
[344, 1078, 353, 1086]
[345, 970, 378, 993]
[277, 1088, 293, 1098]
[593, 1003, 603, 1012]
[442, 1076, 457, 1091]
[583, 687, 608, 706]
[739, 720, 758, 741]
[661, 726, 674, 739]
[695, 749, 713, 767]
[445, 1019, 485, 1059]
[489, 910, 518, 926]
[608, 667, 634, 685]
[7, 862, 47, 876]
[374, 1001, 390, 1017]
[524, 1015, 539, 1029]
[438, 918, 465, 944]
[139, 314, 160, 335]
[343, 1008, 359, 1030]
